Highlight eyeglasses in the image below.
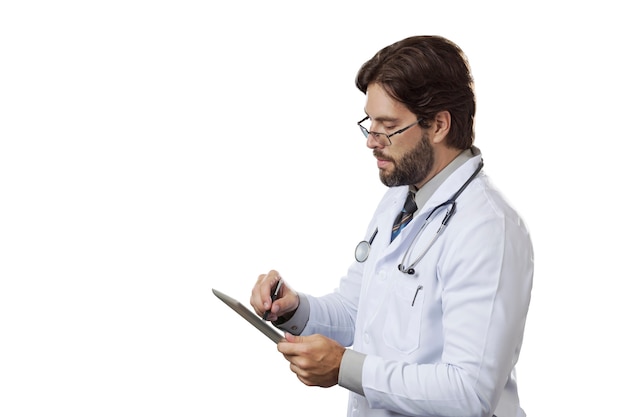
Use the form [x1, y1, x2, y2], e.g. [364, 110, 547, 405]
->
[357, 116, 423, 146]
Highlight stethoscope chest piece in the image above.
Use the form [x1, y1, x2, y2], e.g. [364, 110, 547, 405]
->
[355, 240, 371, 263]
[355, 228, 378, 263]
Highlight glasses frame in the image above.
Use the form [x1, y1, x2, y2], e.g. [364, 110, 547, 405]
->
[358, 116, 423, 146]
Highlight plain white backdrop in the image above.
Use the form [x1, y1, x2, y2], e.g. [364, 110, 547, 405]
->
[1, 1, 624, 416]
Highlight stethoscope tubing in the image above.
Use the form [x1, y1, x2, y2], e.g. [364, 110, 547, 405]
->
[354, 160, 484, 272]
[397, 201, 453, 274]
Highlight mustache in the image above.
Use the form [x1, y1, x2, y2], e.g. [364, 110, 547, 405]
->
[373, 149, 394, 162]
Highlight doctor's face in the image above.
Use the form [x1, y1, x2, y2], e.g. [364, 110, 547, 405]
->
[363, 83, 434, 187]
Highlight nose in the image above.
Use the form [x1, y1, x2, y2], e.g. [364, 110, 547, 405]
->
[366, 132, 385, 149]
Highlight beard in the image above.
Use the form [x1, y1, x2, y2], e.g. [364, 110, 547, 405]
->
[375, 132, 434, 187]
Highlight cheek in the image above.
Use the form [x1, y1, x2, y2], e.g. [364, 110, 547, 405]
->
[390, 142, 416, 161]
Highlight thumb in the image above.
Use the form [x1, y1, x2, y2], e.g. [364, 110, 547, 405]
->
[284, 332, 304, 343]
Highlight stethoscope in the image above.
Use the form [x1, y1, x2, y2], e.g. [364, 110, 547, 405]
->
[354, 160, 484, 275]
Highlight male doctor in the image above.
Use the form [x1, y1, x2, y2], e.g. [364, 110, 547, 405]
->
[250, 35, 533, 417]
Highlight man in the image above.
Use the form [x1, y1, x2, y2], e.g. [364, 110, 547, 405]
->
[250, 35, 533, 417]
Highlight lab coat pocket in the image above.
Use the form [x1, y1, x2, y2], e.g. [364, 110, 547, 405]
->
[382, 277, 425, 354]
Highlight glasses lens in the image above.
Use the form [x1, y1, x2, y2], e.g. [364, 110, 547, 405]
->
[358, 118, 390, 144]
[359, 124, 369, 138]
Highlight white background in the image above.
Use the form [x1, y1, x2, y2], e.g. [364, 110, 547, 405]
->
[1, 1, 624, 416]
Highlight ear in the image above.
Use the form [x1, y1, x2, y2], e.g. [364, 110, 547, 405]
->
[431, 111, 451, 144]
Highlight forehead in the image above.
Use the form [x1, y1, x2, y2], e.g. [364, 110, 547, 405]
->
[364, 83, 412, 121]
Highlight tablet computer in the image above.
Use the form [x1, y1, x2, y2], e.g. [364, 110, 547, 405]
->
[212, 288, 284, 344]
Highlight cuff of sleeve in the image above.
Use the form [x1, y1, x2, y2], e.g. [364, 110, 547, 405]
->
[273, 292, 310, 336]
[338, 349, 366, 396]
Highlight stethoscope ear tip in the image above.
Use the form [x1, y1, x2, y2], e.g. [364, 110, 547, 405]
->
[397, 264, 416, 275]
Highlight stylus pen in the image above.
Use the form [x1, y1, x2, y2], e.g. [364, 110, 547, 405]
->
[262, 279, 283, 320]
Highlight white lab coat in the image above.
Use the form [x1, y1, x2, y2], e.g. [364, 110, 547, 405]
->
[304, 153, 534, 417]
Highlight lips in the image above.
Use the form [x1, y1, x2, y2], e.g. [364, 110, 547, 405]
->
[374, 151, 393, 169]
[377, 158, 391, 169]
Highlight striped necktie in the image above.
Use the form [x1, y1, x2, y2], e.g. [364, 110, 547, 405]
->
[391, 189, 417, 242]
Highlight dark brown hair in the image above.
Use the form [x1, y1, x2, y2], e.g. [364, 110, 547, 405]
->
[356, 35, 475, 150]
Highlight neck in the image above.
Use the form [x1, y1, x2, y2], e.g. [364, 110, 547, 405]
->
[416, 148, 464, 188]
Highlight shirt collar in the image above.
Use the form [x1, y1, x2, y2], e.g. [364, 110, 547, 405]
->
[414, 147, 479, 213]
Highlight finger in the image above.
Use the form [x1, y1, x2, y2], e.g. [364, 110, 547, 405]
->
[262, 270, 282, 310]
[278, 333, 304, 356]
[284, 332, 302, 343]
[250, 271, 282, 316]
[249, 273, 267, 315]
[289, 362, 315, 387]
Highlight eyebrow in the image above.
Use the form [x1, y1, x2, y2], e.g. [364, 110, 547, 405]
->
[363, 111, 401, 123]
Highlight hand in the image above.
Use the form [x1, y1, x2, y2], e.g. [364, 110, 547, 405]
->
[250, 270, 299, 322]
[278, 333, 346, 388]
